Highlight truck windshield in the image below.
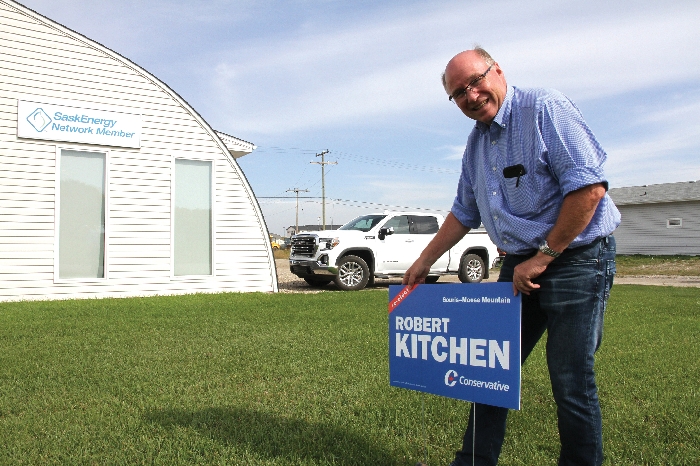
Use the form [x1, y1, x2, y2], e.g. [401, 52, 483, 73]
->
[338, 215, 387, 232]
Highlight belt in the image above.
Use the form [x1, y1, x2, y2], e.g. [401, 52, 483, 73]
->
[513, 235, 612, 259]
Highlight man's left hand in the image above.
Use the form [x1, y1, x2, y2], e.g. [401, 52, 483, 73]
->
[512, 253, 553, 295]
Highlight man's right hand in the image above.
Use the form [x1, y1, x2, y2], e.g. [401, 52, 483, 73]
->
[402, 212, 471, 288]
[403, 259, 432, 288]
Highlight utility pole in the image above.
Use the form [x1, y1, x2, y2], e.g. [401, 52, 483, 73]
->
[310, 150, 336, 230]
[286, 188, 309, 234]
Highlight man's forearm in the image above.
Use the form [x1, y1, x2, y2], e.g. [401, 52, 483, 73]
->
[418, 212, 471, 265]
[545, 183, 607, 253]
[403, 212, 471, 286]
[512, 183, 607, 295]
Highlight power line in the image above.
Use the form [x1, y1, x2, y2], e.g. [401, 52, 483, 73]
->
[257, 196, 449, 213]
[331, 198, 449, 213]
[249, 145, 460, 175]
[330, 150, 460, 175]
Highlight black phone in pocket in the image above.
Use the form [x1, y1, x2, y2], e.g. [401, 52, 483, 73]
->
[503, 164, 526, 187]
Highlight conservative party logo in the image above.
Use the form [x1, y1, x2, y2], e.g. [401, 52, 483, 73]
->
[26, 108, 51, 132]
[445, 369, 458, 387]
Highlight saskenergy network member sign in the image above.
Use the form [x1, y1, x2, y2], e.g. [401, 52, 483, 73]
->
[17, 99, 141, 148]
[389, 282, 521, 410]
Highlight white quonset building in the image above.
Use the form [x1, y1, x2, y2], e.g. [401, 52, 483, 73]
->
[608, 181, 700, 255]
[0, 0, 278, 300]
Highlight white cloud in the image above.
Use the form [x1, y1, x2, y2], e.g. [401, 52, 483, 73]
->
[607, 135, 700, 187]
[604, 92, 700, 186]
[19, 0, 700, 210]
[364, 178, 456, 208]
[439, 144, 467, 161]
[627, 96, 700, 127]
[207, 0, 700, 136]
[498, 4, 700, 101]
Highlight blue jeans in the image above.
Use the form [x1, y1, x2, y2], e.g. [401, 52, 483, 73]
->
[454, 236, 616, 466]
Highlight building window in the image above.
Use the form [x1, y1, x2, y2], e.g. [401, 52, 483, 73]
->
[57, 149, 106, 279]
[173, 159, 212, 276]
[667, 218, 682, 228]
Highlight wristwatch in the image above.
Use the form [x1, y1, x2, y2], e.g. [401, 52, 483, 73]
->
[538, 240, 561, 258]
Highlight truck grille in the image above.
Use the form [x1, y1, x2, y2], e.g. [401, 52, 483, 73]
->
[291, 235, 317, 257]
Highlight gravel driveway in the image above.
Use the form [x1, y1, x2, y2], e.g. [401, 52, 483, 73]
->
[275, 259, 478, 293]
[274, 259, 700, 293]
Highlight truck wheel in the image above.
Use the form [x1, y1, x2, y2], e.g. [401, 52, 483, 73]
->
[304, 277, 332, 287]
[334, 255, 370, 291]
[459, 254, 485, 283]
[424, 276, 440, 284]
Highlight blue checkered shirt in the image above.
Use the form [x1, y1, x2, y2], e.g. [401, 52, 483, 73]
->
[451, 86, 621, 254]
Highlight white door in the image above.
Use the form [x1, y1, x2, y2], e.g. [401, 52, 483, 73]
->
[376, 215, 448, 273]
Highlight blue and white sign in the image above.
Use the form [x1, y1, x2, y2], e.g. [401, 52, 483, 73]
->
[389, 282, 521, 410]
[17, 99, 141, 148]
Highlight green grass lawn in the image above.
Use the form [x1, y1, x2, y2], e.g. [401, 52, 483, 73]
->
[273, 248, 290, 260]
[0, 286, 698, 465]
[615, 255, 700, 277]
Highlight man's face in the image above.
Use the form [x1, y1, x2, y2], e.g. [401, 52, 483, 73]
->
[444, 51, 507, 124]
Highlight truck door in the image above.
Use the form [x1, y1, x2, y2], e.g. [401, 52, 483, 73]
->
[378, 215, 448, 273]
[376, 215, 411, 273]
[408, 215, 450, 272]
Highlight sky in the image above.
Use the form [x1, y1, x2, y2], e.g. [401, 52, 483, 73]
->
[19, 0, 700, 236]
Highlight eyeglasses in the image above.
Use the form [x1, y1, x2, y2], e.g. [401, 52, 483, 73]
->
[448, 64, 494, 103]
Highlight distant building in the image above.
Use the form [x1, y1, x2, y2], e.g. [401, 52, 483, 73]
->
[286, 224, 342, 237]
[608, 181, 700, 255]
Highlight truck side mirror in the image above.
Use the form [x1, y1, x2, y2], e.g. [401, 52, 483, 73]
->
[378, 227, 394, 240]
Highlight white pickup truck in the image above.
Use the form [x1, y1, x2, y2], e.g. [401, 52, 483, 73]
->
[289, 212, 500, 290]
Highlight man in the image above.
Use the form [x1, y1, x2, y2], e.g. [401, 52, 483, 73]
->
[404, 47, 620, 466]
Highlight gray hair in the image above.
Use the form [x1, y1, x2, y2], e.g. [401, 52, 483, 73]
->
[474, 46, 495, 65]
[442, 46, 496, 93]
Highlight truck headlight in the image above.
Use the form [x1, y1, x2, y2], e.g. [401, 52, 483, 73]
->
[319, 237, 340, 250]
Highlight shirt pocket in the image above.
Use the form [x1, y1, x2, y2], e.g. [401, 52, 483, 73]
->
[502, 171, 541, 217]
